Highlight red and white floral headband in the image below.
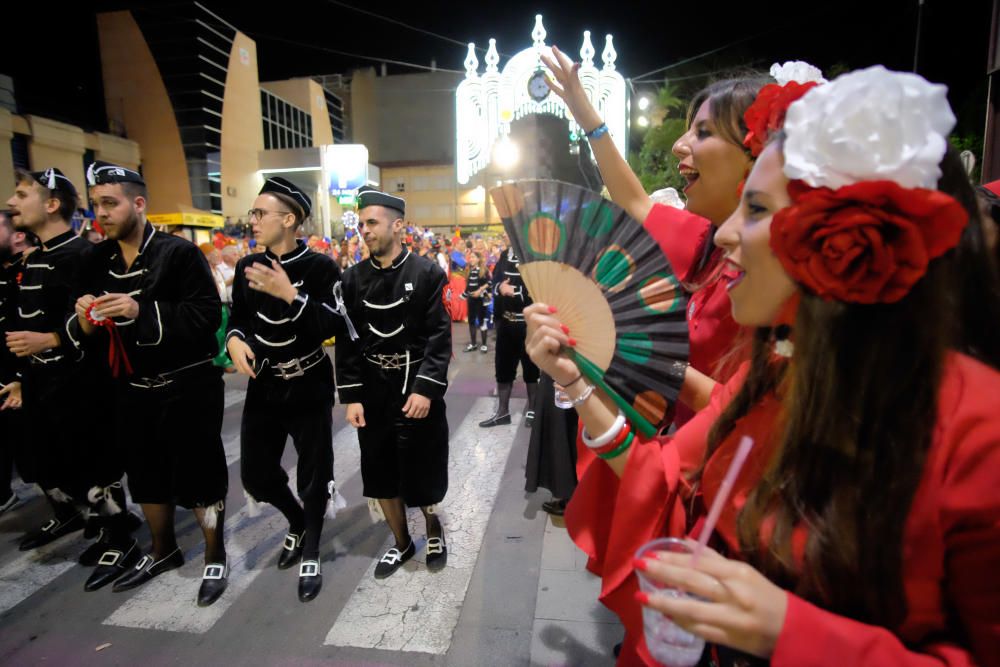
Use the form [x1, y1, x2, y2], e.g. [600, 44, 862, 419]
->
[768, 66, 968, 304]
[743, 62, 826, 158]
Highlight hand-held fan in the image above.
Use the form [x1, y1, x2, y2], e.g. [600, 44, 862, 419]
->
[490, 179, 689, 437]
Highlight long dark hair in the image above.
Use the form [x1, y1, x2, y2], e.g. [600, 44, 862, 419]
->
[699, 148, 977, 630]
[950, 178, 1000, 369]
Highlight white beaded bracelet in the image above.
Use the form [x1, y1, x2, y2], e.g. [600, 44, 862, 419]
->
[581, 411, 627, 449]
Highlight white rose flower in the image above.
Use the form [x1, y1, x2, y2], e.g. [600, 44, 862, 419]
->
[782, 65, 955, 190]
[769, 61, 827, 86]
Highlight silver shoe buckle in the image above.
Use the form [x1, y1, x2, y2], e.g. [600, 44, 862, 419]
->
[283, 533, 301, 551]
[98, 550, 122, 566]
[203, 563, 226, 580]
[299, 560, 320, 577]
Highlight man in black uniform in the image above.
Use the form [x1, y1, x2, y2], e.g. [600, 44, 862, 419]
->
[0, 209, 34, 514]
[336, 187, 451, 579]
[226, 177, 352, 602]
[69, 161, 229, 605]
[4, 168, 137, 584]
[479, 233, 538, 428]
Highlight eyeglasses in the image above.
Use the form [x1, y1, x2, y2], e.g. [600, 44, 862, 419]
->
[247, 208, 291, 221]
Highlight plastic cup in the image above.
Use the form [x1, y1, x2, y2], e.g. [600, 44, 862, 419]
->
[634, 537, 706, 667]
[553, 381, 574, 409]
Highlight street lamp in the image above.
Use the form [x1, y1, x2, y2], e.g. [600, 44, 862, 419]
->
[636, 115, 649, 129]
[493, 137, 520, 170]
[638, 96, 651, 111]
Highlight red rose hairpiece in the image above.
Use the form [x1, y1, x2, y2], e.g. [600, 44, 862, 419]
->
[770, 180, 967, 304]
[743, 81, 819, 158]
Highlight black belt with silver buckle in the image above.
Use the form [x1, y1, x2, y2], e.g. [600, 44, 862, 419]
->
[364, 353, 423, 370]
[267, 347, 327, 380]
[128, 358, 214, 390]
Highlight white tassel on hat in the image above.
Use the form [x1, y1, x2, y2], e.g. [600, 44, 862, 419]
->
[367, 498, 386, 523]
[86, 162, 97, 186]
[324, 481, 347, 520]
[87, 483, 123, 515]
[47, 488, 73, 504]
[44, 168, 57, 189]
[244, 491, 262, 517]
[202, 500, 225, 529]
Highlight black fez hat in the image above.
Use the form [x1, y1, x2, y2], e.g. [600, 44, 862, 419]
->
[28, 167, 78, 200]
[260, 177, 312, 218]
[86, 161, 146, 187]
[357, 185, 405, 217]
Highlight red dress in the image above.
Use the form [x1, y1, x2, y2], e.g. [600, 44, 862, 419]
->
[566, 353, 1000, 665]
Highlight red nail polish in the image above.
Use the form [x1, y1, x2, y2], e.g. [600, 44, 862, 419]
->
[547, 305, 558, 313]
[568, 338, 577, 347]
[632, 558, 648, 572]
[634, 591, 650, 605]
[560, 325, 570, 334]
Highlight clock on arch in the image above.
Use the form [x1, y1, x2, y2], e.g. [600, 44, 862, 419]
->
[527, 70, 550, 102]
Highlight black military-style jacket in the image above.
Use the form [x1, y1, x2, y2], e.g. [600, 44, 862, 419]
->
[492, 247, 531, 319]
[67, 223, 220, 378]
[335, 248, 451, 402]
[226, 241, 344, 385]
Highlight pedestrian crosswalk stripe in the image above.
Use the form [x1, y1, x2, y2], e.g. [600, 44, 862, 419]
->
[323, 397, 522, 654]
[102, 424, 364, 633]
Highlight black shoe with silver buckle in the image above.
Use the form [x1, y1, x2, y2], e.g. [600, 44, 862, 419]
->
[84, 539, 141, 591]
[80, 512, 143, 565]
[425, 536, 447, 572]
[298, 559, 322, 602]
[478, 413, 511, 428]
[374, 540, 415, 579]
[113, 548, 184, 592]
[19, 513, 85, 551]
[464, 343, 477, 352]
[277, 532, 304, 570]
[480, 345, 488, 353]
[197, 561, 228, 607]
[524, 410, 536, 428]
[79, 529, 109, 567]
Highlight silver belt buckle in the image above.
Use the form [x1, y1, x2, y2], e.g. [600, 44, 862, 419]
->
[380, 354, 403, 370]
[135, 375, 171, 389]
[276, 357, 305, 379]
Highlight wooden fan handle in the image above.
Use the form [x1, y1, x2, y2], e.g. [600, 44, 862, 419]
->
[568, 350, 658, 438]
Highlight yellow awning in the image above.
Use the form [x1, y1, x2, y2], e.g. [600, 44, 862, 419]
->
[148, 207, 225, 229]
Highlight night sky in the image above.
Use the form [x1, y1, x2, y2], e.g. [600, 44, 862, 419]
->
[6, 0, 994, 137]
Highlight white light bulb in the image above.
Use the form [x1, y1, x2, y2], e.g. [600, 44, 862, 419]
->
[638, 96, 650, 111]
[493, 138, 520, 169]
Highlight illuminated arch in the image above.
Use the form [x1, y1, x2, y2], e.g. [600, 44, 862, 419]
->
[456, 14, 628, 185]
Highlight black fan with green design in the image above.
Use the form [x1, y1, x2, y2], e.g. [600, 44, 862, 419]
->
[490, 179, 689, 437]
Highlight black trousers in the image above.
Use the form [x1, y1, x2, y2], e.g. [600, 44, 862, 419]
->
[23, 362, 122, 498]
[240, 367, 334, 507]
[467, 297, 486, 328]
[116, 368, 227, 508]
[0, 406, 24, 493]
[357, 365, 448, 507]
[495, 318, 540, 384]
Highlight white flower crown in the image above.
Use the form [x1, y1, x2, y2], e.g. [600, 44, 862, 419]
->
[782, 65, 955, 190]
[769, 61, 827, 86]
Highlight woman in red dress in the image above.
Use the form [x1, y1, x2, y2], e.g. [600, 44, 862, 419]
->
[526, 66, 1000, 665]
[542, 47, 772, 423]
